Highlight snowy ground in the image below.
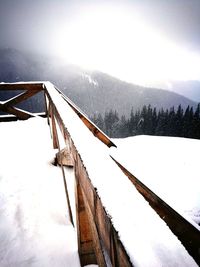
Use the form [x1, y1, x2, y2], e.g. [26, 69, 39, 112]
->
[0, 115, 199, 267]
[0, 118, 81, 267]
[111, 135, 200, 226]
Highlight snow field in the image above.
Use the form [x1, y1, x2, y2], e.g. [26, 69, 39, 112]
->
[0, 118, 81, 267]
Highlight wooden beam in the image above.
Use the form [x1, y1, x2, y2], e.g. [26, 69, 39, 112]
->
[43, 92, 49, 125]
[49, 104, 74, 226]
[0, 115, 19, 122]
[49, 104, 59, 149]
[0, 83, 43, 91]
[111, 156, 200, 266]
[53, 86, 117, 148]
[0, 104, 33, 120]
[75, 152, 133, 267]
[3, 89, 41, 107]
[75, 166, 109, 267]
[75, 179, 99, 266]
[74, 112, 116, 148]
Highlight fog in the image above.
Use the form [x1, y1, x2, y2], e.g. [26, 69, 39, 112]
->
[0, 0, 200, 85]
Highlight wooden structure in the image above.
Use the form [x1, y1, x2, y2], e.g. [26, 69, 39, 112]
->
[0, 82, 200, 266]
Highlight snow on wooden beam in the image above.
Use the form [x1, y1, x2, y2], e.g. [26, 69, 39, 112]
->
[0, 103, 33, 120]
[54, 86, 116, 148]
[44, 82, 133, 266]
[0, 82, 44, 91]
[74, 150, 133, 267]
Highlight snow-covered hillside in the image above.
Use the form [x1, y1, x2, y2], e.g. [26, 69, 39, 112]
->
[0, 117, 199, 266]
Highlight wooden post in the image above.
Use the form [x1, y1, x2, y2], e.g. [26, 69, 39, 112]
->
[75, 179, 98, 266]
[75, 165, 107, 267]
[49, 105, 59, 149]
[49, 106, 74, 226]
[44, 91, 50, 125]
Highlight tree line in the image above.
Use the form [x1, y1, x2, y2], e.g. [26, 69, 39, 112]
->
[90, 104, 200, 139]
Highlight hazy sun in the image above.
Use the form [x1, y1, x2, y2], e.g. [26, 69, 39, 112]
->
[56, 4, 200, 85]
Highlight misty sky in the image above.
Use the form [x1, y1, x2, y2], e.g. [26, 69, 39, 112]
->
[1, 0, 200, 85]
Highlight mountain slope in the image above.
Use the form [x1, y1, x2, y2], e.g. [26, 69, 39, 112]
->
[0, 49, 197, 117]
[169, 80, 200, 102]
[61, 71, 197, 117]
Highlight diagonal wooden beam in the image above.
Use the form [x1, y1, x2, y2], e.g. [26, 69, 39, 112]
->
[53, 86, 117, 148]
[0, 104, 33, 120]
[111, 156, 200, 266]
[3, 89, 42, 107]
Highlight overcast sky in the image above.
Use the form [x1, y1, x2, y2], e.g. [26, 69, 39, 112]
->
[0, 0, 200, 84]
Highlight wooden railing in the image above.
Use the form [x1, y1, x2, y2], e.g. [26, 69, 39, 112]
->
[0, 82, 200, 266]
[44, 82, 132, 267]
[0, 82, 45, 120]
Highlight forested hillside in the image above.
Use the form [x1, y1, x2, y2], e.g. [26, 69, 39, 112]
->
[90, 104, 200, 139]
[0, 49, 198, 117]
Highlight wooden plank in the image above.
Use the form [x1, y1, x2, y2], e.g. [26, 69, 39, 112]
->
[0, 83, 43, 120]
[80, 184, 107, 267]
[0, 104, 33, 119]
[43, 92, 49, 124]
[49, 104, 59, 149]
[55, 148, 74, 167]
[53, 86, 116, 148]
[75, 153, 133, 267]
[75, 153, 107, 266]
[3, 89, 41, 107]
[45, 90, 69, 144]
[75, 113, 116, 148]
[111, 156, 200, 266]
[75, 178, 98, 266]
[0, 115, 19, 122]
[0, 83, 43, 91]
[49, 107, 74, 226]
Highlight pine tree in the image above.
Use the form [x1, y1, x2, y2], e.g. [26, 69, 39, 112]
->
[156, 108, 167, 135]
[182, 106, 191, 137]
[174, 105, 183, 137]
[193, 103, 200, 139]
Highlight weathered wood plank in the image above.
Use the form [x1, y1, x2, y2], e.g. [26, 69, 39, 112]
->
[55, 148, 74, 167]
[53, 86, 116, 148]
[0, 83, 43, 91]
[75, 178, 98, 266]
[45, 91, 69, 144]
[0, 104, 33, 119]
[49, 106, 74, 226]
[111, 156, 200, 266]
[75, 152, 107, 267]
[44, 92, 49, 124]
[75, 152, 133, 267]
[49, 104, 59, 149]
